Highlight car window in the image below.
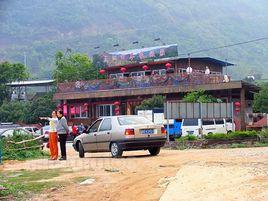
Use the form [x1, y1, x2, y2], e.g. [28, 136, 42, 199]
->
[117, 116, 153, 125]
[33, 128, 38, 132]
[89, 119, 102, 133]
[226, 118, 232, 123]
[25, 128, 31, 132]
[2, 129, 14, 136]
[19, 129, 30, 135]
[202, 119, 215, 125]
[215, 119, 224, 124]
[99, 118, 112, 131]
[183, 119, 198, 126]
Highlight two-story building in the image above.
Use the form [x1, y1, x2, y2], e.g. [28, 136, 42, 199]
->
[54, 44, 259, 130]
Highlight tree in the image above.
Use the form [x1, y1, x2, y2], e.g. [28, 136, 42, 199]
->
[0, 93, 57, 124]
[0, 61, 29, 104]
[136, 95, 165, 110]
[182, 89, 218, 103]
[53, 51, 98, 82]
[253, 83, 268, 113]
[24, 93, 57, 124]
[0, 101, 29, 123]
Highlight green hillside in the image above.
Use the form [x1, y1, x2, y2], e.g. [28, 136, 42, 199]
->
[0, 0, 267, 79]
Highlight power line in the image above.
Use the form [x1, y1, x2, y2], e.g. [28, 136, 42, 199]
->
[179, 37, 268, 56]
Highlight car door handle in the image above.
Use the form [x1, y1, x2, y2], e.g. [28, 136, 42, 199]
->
[107, 132, 110, 135]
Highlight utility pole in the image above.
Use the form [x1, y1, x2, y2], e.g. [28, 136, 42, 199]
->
[24, 52, 27, 67]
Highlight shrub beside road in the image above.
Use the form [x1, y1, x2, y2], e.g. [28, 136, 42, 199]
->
[173, 130, 268, 149]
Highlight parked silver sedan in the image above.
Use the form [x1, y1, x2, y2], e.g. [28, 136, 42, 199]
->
[73, 115, 167, 158]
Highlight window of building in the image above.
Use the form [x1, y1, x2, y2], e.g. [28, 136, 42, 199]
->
[70, 105, 89, 119]
[178, 68, 187, 74]
[110, 74, 117, 79]
[152, 69, 166, 75]
[99, 118, 112, 131]
[130, 71, 145, 77]
[97, 104, 115, 117]
[109, 73, 124, 79]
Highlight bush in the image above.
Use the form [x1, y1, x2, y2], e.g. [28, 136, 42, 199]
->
[204, 133, 228, 140]
[204, 131, 258, 140]
[258, 129, 268, 138]
[177, 135, 198, 142]
[1, 133, 48, 161]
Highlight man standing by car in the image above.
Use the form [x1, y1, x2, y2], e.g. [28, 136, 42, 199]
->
[57, 110, 69, 160]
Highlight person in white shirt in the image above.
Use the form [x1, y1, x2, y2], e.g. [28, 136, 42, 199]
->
[186, 66, 193, 74]
[205, 66, 210, 75]
[40, 111, 59, 160]
[223, 75, 230, 82]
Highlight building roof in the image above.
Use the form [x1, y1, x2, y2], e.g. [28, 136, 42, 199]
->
[173, 57, 234, 67]
[106, 56, 234, 69]
[110, 44, 178, 55]
[6, 79, 55, 87]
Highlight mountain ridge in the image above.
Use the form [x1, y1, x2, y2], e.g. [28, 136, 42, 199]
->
[0, 0, 267, 79]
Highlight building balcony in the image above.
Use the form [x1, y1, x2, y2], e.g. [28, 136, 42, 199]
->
[54, 73, 237, 100]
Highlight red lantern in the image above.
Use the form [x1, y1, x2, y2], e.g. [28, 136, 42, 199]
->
[70, 105, 75, 115]
[114, 101, 120, 106]
[63, 103, 67, 115]
[165, 62, 172, 69]
[120, 67, 126, 73]
[234, 102, 241, 112]
[142, 65, 149, 71]
[99, 69, 106, 75]
[234, 102, 241, 107]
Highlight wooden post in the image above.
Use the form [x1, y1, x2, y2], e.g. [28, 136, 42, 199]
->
[126, 101, 131, 115]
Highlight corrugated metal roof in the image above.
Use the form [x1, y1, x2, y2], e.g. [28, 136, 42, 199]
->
[6, 79, 55, 87]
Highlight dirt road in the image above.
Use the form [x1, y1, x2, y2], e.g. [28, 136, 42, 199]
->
[2, 145, 268, 201]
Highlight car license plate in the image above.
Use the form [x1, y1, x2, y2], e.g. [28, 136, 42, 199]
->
[141, 129, 154, 134]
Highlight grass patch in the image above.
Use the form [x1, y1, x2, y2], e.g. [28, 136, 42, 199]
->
[252, 142, 268, 147]
[0, 168, 71, 200]
[229, 143, 247, 148]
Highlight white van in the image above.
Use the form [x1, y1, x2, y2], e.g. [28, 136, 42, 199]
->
[181, 118, 235, 137]
[181, 119, 202, 137]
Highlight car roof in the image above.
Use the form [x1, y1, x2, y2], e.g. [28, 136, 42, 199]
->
[99, 115, 141, 119]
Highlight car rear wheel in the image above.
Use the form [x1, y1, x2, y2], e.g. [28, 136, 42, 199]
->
[148, 147, 161, 156]
[78, 142, 85, 158]
[110, 142, 123, 158]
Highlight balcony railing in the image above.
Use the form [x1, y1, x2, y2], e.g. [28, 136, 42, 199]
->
[57, 73, 229, 93]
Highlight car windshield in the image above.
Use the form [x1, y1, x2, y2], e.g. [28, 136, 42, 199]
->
[183, 119, 198, 126]
[117, 116, 153, 125]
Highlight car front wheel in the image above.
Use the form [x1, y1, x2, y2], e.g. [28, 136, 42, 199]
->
[148, 147, 161, 156]
[110, 142, 123, 158]
[78, 142, 85, 158]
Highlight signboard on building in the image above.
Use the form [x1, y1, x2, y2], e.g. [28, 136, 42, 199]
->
[93, 44, 178, 67]
[164, 102, 233, 119]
